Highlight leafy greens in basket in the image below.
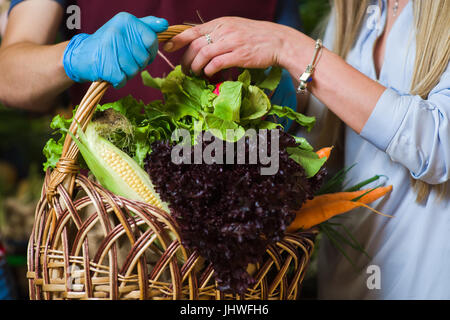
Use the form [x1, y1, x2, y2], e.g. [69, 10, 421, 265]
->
[44, 66, 326, 177]
[42, 66, 330, 294]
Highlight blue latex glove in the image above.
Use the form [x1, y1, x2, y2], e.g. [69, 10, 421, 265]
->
[63, 12, 168, 88]
[270, 69, 298, 131]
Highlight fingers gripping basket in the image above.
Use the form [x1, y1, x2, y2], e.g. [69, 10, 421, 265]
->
[27, 26, 317, 300]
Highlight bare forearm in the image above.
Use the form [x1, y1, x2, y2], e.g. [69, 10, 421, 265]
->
[280, 33, 386, 134]
[0, 41, 73, 112]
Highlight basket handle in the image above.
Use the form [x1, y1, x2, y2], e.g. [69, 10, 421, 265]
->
[46, 25, 192, 200]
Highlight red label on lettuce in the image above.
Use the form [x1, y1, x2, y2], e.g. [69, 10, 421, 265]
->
[213, 82, 223, 95]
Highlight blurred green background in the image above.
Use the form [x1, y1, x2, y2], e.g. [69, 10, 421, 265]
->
[0, 0, 330, 299]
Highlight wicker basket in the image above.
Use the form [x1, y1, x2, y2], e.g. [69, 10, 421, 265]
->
[27, 26, 317, 300]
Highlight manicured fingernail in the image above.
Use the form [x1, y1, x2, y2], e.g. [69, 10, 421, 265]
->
[164, 41, 174, 52]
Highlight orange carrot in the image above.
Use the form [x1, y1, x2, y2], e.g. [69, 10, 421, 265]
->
[301, 185, 393, 210]
[287, 185, 393, 232]
[316, 146, 333, 160]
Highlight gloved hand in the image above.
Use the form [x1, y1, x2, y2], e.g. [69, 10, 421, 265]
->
[270, 69, 298, 131]
[63, 12, 168, 88]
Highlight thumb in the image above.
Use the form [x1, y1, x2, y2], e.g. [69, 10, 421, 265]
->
[139, 16, 169, 33]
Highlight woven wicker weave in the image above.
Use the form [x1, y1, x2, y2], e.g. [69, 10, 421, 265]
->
[27, 26, 317, 300]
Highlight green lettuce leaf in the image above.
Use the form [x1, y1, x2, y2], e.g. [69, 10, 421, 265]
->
[248, 67, 282, 91]
[141, 71, 164, 89]
[42, 112, 74, 171]
[293, 136, 314, 151]
[144, 66, 217, 122]
[97, 95, 147, 125]
[205, 114, 245, 142]
[42, 138, 64, 172]
[213, 81, 243, 122]
[287, 147, 327, 178]
[240, 85, 271, 120]
[253, 120, 282, 130]
[237, 69, 251, 88]
[268, 104, 316, 131]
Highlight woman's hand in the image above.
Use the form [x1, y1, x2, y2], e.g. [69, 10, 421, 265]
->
[63, 12, 168, 88]
[164, 17, 302, 77]
[165, 16, 386, 136]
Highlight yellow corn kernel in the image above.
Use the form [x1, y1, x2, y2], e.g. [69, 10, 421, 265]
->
[99, 146, 165, 210]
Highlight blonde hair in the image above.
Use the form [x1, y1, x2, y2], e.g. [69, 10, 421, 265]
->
[321, 0, 450, 202]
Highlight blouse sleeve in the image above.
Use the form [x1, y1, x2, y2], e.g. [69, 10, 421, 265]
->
[360, 65, 450, 184]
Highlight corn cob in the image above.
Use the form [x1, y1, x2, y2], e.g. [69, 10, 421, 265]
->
[70, 122, 169, 212]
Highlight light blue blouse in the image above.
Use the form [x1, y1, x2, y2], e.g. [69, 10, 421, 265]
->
[307, 0, 450, 299]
